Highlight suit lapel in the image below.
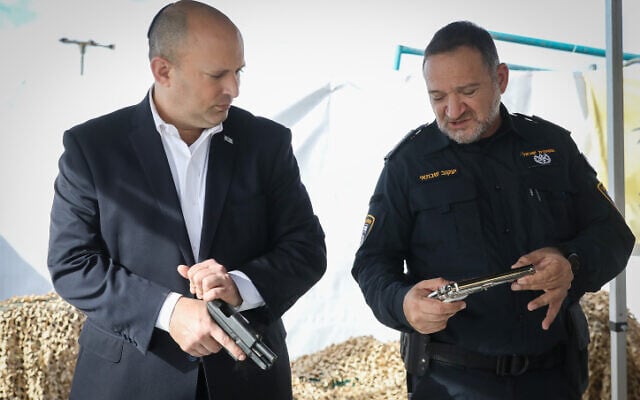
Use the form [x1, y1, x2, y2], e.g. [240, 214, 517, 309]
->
[129, 98, 195, 265]
[198, 128, 237, 262]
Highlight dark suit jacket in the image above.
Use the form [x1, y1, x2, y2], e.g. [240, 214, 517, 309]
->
[48, 95, 326, 400]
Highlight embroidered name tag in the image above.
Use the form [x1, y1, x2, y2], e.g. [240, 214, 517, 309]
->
[419, 168, 458, 182]
[521, 148, 556, 167]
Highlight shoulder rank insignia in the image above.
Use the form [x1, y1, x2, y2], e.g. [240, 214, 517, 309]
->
[385, 125, 427, 161]
[513, 113, 571, 136]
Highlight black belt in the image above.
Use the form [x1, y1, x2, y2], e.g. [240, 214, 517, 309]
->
[426, 342, 565, 376]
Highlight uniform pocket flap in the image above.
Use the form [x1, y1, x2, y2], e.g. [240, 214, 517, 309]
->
[524, 169, 574, 193]
[410, 180, 477, 211]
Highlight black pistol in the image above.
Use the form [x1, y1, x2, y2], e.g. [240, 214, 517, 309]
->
[206, 299, 277, 370]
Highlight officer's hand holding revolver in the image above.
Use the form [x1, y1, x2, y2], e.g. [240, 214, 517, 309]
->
[403, 278, 466, 334]
[510, 247, 574, 331]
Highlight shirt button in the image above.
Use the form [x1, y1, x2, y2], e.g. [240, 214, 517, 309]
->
[495, 185, 502, 191]
[504, 228, 511, 233]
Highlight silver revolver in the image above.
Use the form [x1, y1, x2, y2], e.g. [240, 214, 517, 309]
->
[427, 264, 536, 302]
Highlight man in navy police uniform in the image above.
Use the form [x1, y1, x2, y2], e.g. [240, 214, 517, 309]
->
[352, 21, 635, 399]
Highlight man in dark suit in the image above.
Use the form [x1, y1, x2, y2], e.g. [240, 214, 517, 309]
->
[47, 1, 326, 399]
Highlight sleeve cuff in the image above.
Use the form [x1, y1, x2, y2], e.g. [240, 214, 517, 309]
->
[155, 292, 182, 332]
[394, 285, 413, 331]
[229, 270, 265, 312]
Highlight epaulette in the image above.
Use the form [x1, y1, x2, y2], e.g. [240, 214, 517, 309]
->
[385, 124, 427, 161]
[512, 113, 571, 136]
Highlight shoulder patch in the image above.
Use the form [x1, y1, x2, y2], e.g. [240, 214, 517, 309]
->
[385, 124, 427, 161]
[597, 182, 616, 206]
[360, 214, 376, 245]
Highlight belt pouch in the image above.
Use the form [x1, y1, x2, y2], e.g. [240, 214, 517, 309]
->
[565, 301, 590, 395]
[400, 332, 430, 377]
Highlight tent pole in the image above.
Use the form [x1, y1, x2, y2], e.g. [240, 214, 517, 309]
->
[606, 0, 627, 399]
[487, 30, 640, 61]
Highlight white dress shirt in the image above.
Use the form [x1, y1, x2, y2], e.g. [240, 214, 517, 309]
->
[148, 90, 265, 331]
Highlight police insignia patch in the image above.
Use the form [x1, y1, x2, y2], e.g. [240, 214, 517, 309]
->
[597, 181, 615, 206]
[533, 153, 552, 165]
[521, 148, 556, 167]
[361, 214, 375, 245]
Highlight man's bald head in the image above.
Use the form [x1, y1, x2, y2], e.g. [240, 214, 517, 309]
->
[147, 0, 238, 63]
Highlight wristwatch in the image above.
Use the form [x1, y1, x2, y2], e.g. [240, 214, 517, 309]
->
[566, 252, 580, 275]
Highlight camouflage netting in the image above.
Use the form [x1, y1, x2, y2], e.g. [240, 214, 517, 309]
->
[291, 336, 405, 399]
[581, 291, 640, 399]
[1, 291, 638, 399]
[0, 292, 84, 400]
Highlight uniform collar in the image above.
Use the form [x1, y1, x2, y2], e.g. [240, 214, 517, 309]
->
[423, 103, 513, 155]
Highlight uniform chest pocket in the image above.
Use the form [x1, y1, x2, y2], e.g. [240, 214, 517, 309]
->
[523, 169, 576, 242]
[409, 181, 484, 270]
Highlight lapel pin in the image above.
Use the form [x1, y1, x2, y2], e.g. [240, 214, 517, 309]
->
[224, 135, 233, 144]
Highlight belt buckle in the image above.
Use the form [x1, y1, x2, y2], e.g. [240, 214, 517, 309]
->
[496, 354, 529, 376]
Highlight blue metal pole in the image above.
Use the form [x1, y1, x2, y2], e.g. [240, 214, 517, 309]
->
[395, 31, 640, 71]
[394, 45, 421, 70]
[488, 30, 640, 61]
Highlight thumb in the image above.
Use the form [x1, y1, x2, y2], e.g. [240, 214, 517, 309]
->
[177, 265, 190, 279]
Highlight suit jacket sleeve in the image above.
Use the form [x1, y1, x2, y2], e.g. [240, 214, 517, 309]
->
[235, 123, 327, 321]
[48, 130, 169, 354]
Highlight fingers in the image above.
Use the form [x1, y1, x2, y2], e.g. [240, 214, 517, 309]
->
[212, 327, 246, 361]
[509, 248, 574, 330]
[527, 289, 564, 330]
[199, 273, 235, 300]
[414, 277, 452, 293]
[192, 260, 227, 300]
[511, 254, 572, 292]
[169, 298, 246, 360]
[177, 264, 195, 294]
[177, 264, 190, 279]
[412, 299, 466, 334]
[541, 300, 562, 331]
[177, 259, 230, 300]
[518, 281, 567, 331]
[403, 279, 466, 334]
[195, 322, 246, 361]
[190, 341, 220, 357]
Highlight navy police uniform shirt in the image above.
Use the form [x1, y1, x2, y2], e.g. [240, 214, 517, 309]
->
[353, 104, 635, 356]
